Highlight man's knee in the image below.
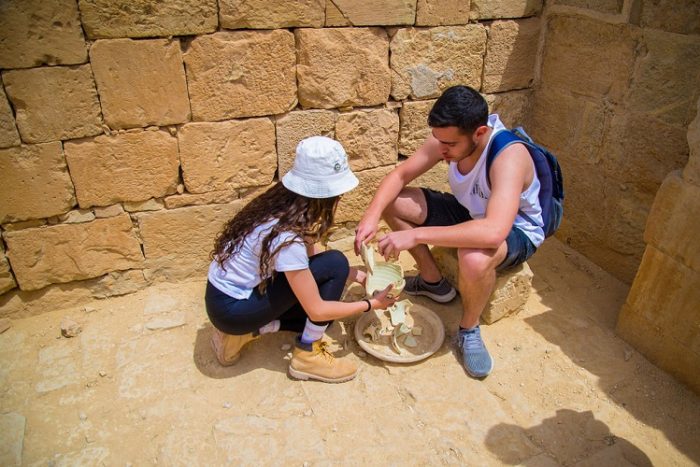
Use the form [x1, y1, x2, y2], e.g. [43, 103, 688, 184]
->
[457, 248, 497, 282]
[383, 187, 427, 225]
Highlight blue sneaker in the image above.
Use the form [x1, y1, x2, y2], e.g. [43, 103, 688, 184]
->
[458, 326, 493, 378]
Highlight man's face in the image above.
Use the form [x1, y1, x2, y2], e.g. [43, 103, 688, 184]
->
[431, 126, 478, 162]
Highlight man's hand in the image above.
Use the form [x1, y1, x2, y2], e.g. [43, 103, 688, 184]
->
[377, 229, 418, 261]
[354, 215, 379, 255]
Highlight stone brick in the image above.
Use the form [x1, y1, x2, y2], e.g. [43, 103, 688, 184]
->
[390, 25, 487, 100]
[554, 0, 623, 14]
[470, 0, 542, 19]
[64, 130, 179, 208]
[179, 118, 276, 194]
[57, 209, 96, 224]
[432, 246, 533, 324]
[2, 220, 46, 232]
[634, 0, 700, 35]
[90, 39, 190, 129]
[3, 65, 102, 143]
[0, 242, 17, 294]
[485, 90, 532, 129]
[626, 30, 700, 128]
[123, 199, 164, 213]
[136, 202, 244, 280]
[297, 28, 391, 109]
[541, 15, 637, 104]
[399, 99, 435, 156]
[164, 189, 238, 209]
[617, 246, 700, 393]
[483, 19, 541, 93]
[336, 165, 395, 223]
[220, 0, 325, 28]
[0, 0, 87, 69]
[685, 99, 700, 187]
[4, 214, 143, 291]
[79, 0, 218, 39]
[184, 31, 297, 121]
[0, 143, 76, 223]
[94, 204, 124, 218]
[276, 110, 337, 178]
[416, 0, 471, 26]
[644, 171, 700, 272]
[0, 87, 19, 149]
[409, 161, 451, 193]
[327, 0, 416, 25]
[325, 0, 351, 26]
[335, 109, 399, 172]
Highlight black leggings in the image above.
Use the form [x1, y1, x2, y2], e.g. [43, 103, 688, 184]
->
[205, 250, 350, 335]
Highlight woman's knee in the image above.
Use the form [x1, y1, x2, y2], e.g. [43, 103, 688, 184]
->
[312, 249, 349, 280]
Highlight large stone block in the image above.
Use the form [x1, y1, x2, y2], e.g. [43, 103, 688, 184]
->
[541, 15, 637, 104]
[390, 25, 487, 100]
[90, 39, 190, 129]
[64, 130, 179, 208]
[0, 143, 76, 223]
[626, 30, 700, 128]
[179, 118, 276, 194]
[553, 0, 623, 14]
[485, 90, 532, 130]
[0, 242, 17, 294]
[483, 19, 540, 93]
[684, 99, 700, 187]
[335, 109, 399, 171]
[336, 165, 395, 223]
[0, 87, 20, 149]
[617, 246, 700, 393]
[416, 0, 471, 26]
[644, 171, 700, 272]
[431, 246, 534, 324]
[184, 31, 297, 121]
[470, 0, 542, 19]
[399, 99, 435, 156]
[0, 0, 87, 69]
[297, 28, 390, 109]
[79, 0, 218, 39]
[220, 0, 325, 28]
[327, 0, 416, 25]
[4, 214, 144, 291]
[325, 0, 351, 26]
[276, 110, 337, 177]
[3, 65, 102, 143]
[634, 0, 700, 35]
[409, 161, 451, 193]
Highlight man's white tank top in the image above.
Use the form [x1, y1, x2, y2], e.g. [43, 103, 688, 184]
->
[447, 114, 545, 248]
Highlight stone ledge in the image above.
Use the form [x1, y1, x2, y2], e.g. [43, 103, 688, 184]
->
[431, 246, 533, 324]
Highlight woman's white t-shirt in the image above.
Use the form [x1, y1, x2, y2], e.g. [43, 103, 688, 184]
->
[208, 218, 309, 299]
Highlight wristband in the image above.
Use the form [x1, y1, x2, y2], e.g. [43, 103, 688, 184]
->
[362, 299, 372, 312]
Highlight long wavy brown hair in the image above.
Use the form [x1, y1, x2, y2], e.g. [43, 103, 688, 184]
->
[212, 183, 340, 292]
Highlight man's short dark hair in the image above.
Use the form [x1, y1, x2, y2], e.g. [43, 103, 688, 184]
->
[427, 85, 488, 134]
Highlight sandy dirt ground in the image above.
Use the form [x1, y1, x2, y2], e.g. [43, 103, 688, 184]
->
[1, 238, 699, 466]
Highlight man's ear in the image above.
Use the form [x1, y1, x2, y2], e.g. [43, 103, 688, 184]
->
[474, 125, 489, 139]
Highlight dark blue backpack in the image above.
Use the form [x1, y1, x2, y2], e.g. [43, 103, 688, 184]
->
[486, 127, 564, 238]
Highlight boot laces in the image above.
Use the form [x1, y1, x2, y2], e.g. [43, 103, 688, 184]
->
[314, 341, 335, 362]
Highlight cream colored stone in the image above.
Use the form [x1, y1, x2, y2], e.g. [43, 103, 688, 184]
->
[135, 202, 244, 280]
[416, 0, 471, 26]
[554, 0, 623, 14]
[1, 220, 47, 232]
[58, 209, 96, 224]
[0, 143, 76, 223]
[220, 0, 325, 28]
[335, 109, 399, 171]
[164, 189, 239, 209]
[184, 31, 297, 121]
[541, 15, 636, 104]
[123, 199, 165, 213]
[409, 161, 451, 193]
[90, 39, 190, 129]
[390, 25, 487, 100]
[4, 214, 143, 291]
[325, 0, 351, 26]
[626, 29, 700, 128]
[485, 90, 532, 128]
[276, 110, 337, 178]
[3, 65, 102, 144]
[79, 0, 218, 39]
[643, 171, 700, 272]
[635, 0, 700, 35]
[0, 87, 20, 149]
[470, 0, 542, 19]
[336, 165, 395, 223]
[329, 0, 416, 25]
[684, 99, 700, 187]
[432, 246, 533, 324]
[0, 242, 18, 295]
[89, 269, 149, 299]
[398, 99, 435, 156]
[179, 118, 276, 193]
[617, 246, 700, 393]
[64, 130, 179, 208]
[296, 28, 391, 109]
[0, 0, 87, 69]
[483, 19, 540, 93]
[93, 204, 124, 218]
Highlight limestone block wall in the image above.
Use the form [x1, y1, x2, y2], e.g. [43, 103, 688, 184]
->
[0, 0, 541, 315]
[531, 0, 700, 283]
[616, 100, 700, 394]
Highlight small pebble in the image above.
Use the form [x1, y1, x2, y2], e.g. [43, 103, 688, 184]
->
[357, 350, 367, 358]
[60, 317, 82, 338]
[79, 412, 87, 421]
[624, 349, 633, 361]
[280, 344, 292, 351]
[223, 402, 231, 409]
[99, 371, 107, 377]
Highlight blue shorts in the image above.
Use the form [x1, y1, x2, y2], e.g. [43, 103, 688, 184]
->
[420, 188, 536, 271]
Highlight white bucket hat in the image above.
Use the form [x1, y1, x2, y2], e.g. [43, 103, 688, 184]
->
[282, 136, 359, 198]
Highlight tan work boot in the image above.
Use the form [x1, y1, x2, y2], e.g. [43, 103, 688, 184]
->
[288, 340, 358, 383]
[211, 328, 258, 366]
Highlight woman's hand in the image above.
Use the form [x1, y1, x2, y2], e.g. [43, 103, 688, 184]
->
[370, 284, 397, 310]
[348, 266, 366, 286]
